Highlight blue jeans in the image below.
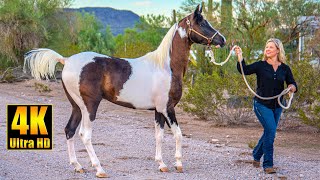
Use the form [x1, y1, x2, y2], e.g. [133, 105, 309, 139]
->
[253, 100, 282, 169]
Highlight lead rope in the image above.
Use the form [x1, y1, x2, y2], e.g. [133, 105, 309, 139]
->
[209, 45, 237, 66]
[208, 45, 294, 109]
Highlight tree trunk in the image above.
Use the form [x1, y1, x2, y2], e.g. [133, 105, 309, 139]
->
[221, 0, 233, 30]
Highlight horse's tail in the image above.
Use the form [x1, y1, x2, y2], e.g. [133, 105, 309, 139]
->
[23, 48, 66, 80]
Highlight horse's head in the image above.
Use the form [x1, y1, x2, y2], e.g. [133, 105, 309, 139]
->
[183, 5, 226, 48]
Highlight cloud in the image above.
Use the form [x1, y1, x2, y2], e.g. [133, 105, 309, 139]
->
[133, 1, 152, 7]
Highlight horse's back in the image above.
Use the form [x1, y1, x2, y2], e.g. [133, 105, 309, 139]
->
[64, 52, 108, 71]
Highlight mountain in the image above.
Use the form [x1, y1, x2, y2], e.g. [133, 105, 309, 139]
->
[65, 7, 140, 35]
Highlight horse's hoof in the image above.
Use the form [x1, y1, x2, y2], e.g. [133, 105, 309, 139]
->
[75, 168, 85, 173]
[96, 172, 109, 178]
[159, 167, 169, 172]
[175, 166, 183, 173]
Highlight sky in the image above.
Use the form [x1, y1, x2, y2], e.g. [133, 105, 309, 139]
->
[70, 0, 186, 16]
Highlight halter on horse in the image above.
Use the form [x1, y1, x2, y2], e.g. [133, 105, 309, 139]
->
[23, 5, 226, 177]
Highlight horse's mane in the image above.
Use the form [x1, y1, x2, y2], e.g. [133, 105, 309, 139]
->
[142, 23, 178, 68]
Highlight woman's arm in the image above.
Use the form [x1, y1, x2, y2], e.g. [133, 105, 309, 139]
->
[237, 60, 258, 75]
[286, 66, 298, 93]
[234, 46, 258, 75]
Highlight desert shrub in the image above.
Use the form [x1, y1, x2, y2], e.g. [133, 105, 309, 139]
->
[0, 54, 17, 70]
[248, 141, 257, 149]
[34, 82, 52, 93]
[0, 0, 72, 64]
[180, 67, 255, 126]
[289, 60, 320, 130]
[0, 67, 15, 82]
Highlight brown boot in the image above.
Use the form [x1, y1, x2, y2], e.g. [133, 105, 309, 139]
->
[264, 167, 276, 174]
[252, 160, 260, 168]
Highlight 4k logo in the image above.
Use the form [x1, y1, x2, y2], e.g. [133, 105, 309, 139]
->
[7, 105, 53, 150]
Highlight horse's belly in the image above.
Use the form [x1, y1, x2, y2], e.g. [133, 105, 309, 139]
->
[117, 85, 154, 109]
[116, 76, 156, 109]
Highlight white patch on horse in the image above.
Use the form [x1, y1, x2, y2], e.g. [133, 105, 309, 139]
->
[170, 123, 183, 167]
[178, 27, 187, 39]
[67, 138, 82, 171]
[116, 59, 172, 110]
[78, 107, 106, 176]
[154, 121, 167, 169]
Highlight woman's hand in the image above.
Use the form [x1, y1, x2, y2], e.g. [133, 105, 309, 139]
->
[234, 46, 243, 62]
[288, 84, 296, 93]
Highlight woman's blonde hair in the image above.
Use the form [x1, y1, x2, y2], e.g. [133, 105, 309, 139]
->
[263, 38, 286, 63]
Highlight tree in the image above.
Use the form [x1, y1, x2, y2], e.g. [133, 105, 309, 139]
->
[233, 0, 319, 59]
[275, 0, 320, 44]
[221, 0, 232, 31]
[104, 26, 116, 55]
[179, 0, 203, 16]
[75, 12, 112, 55]
[113, 15, 168, 58]
[0, 0, 72, 66]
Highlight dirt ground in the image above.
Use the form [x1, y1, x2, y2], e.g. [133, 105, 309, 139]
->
[0, 80, 319, 179]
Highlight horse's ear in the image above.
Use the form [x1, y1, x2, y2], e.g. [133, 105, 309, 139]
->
[194, 4, 202, 15]
[194, 4, 203, 21]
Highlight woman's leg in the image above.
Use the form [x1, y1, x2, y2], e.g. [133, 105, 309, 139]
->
[252, 132, 265, 161]
[274, 107, 283, 127]
[253, 101, 280, 169]
[252, 100, 265, 161]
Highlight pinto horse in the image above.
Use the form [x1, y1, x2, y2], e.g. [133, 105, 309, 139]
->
[24, 5, 225, 178]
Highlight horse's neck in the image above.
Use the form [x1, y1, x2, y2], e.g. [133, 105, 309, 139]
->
[170, 33, 191, 78]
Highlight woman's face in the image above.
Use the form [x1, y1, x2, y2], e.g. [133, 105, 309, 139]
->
[264, 42, 279, 59]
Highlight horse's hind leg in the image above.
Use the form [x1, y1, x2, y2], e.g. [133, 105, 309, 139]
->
[65, 108, 83, 173]
[154, 111, 169, 172]
[62, 81, 84, 173]
[78, 98, 108, 178]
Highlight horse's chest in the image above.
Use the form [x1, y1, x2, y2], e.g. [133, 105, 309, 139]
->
[168, 75, 183, 104]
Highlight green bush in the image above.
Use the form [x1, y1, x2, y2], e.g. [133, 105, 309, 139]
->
[290, 60, 320, 130]
[180, 67, 255, 126]
[34, 82, 52, 93]
[0, 0, 71, 64]
[0, 54, 17, 70]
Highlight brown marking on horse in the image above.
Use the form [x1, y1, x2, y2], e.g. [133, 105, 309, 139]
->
[79, 56, 135, 121]
[167, 19, 193, 109]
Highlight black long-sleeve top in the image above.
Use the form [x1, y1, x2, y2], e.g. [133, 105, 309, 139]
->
[237, 59, 298, 109]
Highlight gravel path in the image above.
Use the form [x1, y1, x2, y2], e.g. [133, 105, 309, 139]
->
[0, 81, 319, 179]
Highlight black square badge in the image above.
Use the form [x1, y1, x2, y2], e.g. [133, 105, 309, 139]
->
[7, 105, 53, 150]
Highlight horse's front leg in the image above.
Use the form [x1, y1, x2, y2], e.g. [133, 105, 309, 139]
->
[154, 111, 169, 172]
[166, 107, 183, 173]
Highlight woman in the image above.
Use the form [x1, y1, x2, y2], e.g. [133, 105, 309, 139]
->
[234, 38, 297, 174]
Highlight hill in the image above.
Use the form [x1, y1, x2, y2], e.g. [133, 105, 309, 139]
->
[65, 7, 140, 35]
